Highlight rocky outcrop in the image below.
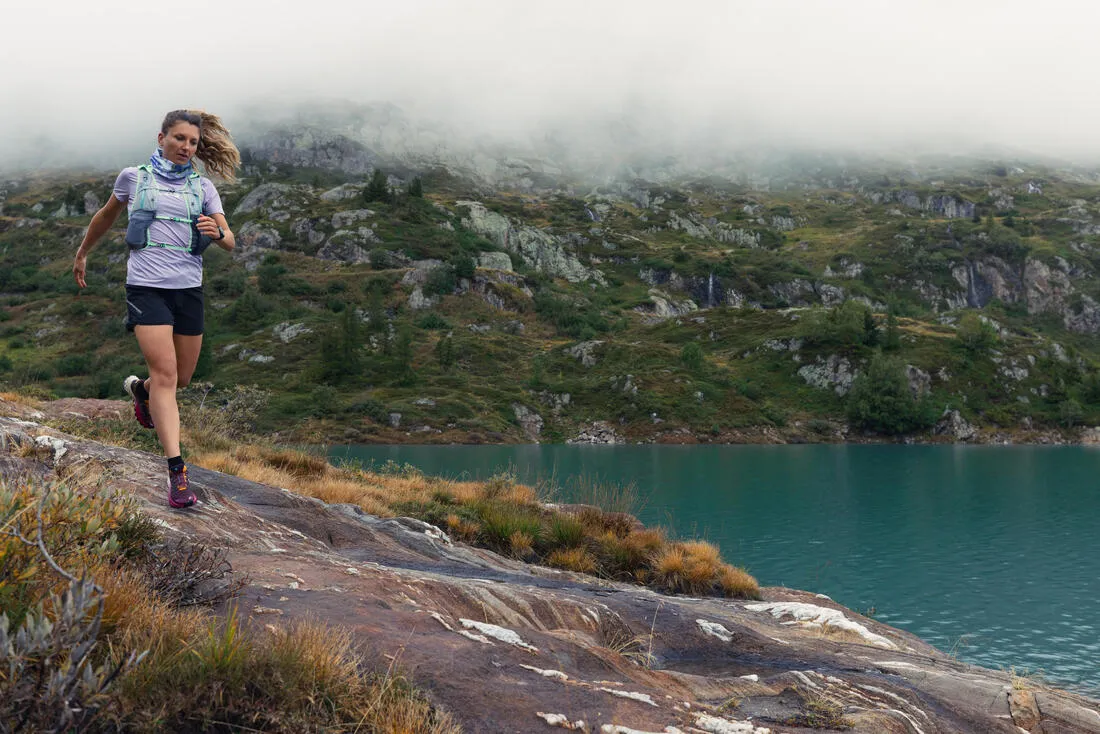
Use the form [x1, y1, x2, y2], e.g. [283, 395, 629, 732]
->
[906, 365, 931, 398]
[272, 321, 312, 343]
[935, 256, 1100, 334]
[869, 190, 976, 219]
[458, 201, 605, 284]
[325, 209, 370, 230]
[233, 221, 282, 271]
[3, 406, 1099, 734]
[567, 421, 624, 444]
[319, 183, 365, 202]
[798, 355, 857, 396]
[291, 217, 327, 249]
[511, 403, 543, 441]
[235, 183, 297, 217]
[666, 211, 765, 247]
[316, 233, 373, 265]
[935, 409, 977, 441]
[244, 129, 379, 175]
[477, 252, 513, 271]
[640, 289, 698, 320]
[564, 340, 604, 368]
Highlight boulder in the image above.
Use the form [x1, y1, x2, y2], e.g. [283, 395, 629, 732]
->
[511, 404, 543, 441]
[273, 322, 312, 344]
[83, 191, 101, 215]
[798, 355, 857, 396]
[316, 235, 371, 265]
[906, 365, 931, 398]
[235, 183, 295, 216]
[331, 209, 375, 229]
[564, 340, 604, 368]
[935, 409, 977, 441]
[319, 183, 365, 202]
[477, 252, 513, 271]
[407, 286, 438, 310]
[567, 421, 624, 444]
[233, 222, 282, 271]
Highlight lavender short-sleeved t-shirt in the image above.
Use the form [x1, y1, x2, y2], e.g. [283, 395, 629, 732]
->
[113, 167, 224, 289]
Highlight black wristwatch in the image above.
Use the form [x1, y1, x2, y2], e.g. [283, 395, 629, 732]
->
[214, 225, 226, 241]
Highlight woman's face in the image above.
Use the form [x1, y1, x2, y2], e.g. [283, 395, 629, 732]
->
[157, 122, 201, 165]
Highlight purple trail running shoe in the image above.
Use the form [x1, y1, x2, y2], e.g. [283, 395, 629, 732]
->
[167, 464, 196, 509]
[123, 375, 154, 429]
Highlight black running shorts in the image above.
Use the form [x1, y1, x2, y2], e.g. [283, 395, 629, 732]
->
[124, 285, 204, 336]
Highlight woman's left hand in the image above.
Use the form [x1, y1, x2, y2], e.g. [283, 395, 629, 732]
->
[196, 214, 234, 250]
[196, 215, 222, 239]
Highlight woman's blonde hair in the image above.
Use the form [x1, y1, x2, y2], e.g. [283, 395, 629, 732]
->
[160, 109, 241, 182]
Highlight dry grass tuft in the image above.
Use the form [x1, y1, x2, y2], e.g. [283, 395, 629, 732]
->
[509, 530, 535, 559]
[546, 547, 598, 574]
[445, 513, 480, 543]
[717, 565, 760, 599]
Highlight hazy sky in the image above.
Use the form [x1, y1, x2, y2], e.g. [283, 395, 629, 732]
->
[3, 0, 1100, 169]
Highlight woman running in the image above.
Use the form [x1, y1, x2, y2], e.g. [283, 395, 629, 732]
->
[73, 109, 239, 508]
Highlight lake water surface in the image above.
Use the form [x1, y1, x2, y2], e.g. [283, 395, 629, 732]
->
[328, 444, 1100, 694]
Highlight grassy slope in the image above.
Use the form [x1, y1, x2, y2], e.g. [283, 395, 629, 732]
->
[3, 162, 1100, 442]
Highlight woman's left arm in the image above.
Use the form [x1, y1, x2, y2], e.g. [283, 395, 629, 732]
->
[211, 213, 234, 251]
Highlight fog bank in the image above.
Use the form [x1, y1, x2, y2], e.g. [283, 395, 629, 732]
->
[3, 0, 1099, 172]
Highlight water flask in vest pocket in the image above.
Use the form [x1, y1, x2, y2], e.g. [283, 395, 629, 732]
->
[124, 209, 156, 249]
[189, 217, 214, 257]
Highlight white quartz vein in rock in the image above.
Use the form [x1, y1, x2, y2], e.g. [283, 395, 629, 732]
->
[597, 688, 658, 706]
[459, 619, 538, 651]
[745, 602, 897, 649]
[697, 619, 734, 642]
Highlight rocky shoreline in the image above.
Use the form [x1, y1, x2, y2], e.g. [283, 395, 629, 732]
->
[3, 398, 1100, 732]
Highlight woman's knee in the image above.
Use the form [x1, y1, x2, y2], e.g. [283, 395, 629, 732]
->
[149, 365, 178, 386]
[176, 374, 192, 389]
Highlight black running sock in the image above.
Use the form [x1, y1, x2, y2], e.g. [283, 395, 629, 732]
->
[168, 456, 184, 472]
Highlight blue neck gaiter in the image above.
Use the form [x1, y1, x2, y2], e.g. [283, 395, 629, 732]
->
[149, 148, 194, 180]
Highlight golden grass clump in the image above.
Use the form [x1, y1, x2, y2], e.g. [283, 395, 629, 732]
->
[650, 541, 760, 599]
[652, 546, 688, 591]
[445, 513, 480, 542]
[717, 565, 761, 599]
[509, 530, 535, 559]
[546, 547, 598, 575]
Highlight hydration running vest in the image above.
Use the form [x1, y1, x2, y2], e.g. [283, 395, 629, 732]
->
[124, 164, 207, 252]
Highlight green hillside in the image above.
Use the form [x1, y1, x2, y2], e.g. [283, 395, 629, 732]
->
[4, 157, 1100, 444]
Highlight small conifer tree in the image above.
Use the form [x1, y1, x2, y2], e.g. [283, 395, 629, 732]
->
[435, 333, 455, 370]
[365, 168, 389, 203]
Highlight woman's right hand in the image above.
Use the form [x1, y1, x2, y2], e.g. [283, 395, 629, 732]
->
[73, 252, 87, 289]
[72, 196, 126, 290]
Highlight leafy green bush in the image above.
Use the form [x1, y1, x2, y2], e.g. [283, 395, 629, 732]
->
[680, 342, 704, 371]
[956, 312, 998, 354]
[450, 253, 476, 280]
[534, 291, 608, 338]
[847, 353, 936, 435]
[416, 313, 451, 330]
[57, 354, 91, 377]
[424, 266, 457, 297]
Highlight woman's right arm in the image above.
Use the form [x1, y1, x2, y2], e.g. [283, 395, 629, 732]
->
[73, 196, 126, 288]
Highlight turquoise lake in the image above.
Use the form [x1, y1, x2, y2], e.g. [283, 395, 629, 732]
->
[327, 444, 1100, 694]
